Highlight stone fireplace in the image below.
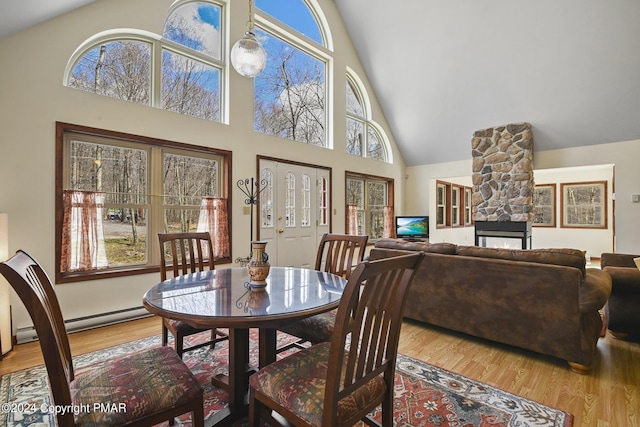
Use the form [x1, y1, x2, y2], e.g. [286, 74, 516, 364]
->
[471, 123, 534, 249]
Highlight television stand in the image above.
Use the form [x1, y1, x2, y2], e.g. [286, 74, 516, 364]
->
[401, 238, 426, 242]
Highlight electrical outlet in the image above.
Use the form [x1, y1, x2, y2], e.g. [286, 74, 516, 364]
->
[243, 206, 251, 215]
[632, 194, 640, 203]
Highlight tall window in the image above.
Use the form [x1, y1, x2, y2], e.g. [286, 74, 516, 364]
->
[346, 172, 393, 239]
[346, 71, 390, 162]
[65, 1, 224, 122]
[55, 122, 232, 283]
[451, 185, 461, 226]
[436, 182, 448, 227]
[464, 187, 473, 225]
[253, 0, 331, 147]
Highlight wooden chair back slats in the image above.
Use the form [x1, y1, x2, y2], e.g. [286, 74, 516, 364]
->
[314, 233, 368, 279]
[323, 253, 424, 426]
[159, 232, 214, 281]
[0, 251, 76, 426]
[158, 231, 226, 359]
[2, 250, 206, 427]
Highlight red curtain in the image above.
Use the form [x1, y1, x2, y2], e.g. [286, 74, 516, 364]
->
[197, 197, 230, 259]
[346, 205, 359, 235]
[61, 190, 108, 272]
[383, 206, 395, 238]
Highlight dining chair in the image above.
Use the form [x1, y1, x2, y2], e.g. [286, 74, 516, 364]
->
[249, 252, 424, 427]
[277, 233, 368, 352]
[0, 250, 204, 427]
[158, 232, 228, 358]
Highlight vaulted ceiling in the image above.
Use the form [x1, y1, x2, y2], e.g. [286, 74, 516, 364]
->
[2, 0, 639, 165]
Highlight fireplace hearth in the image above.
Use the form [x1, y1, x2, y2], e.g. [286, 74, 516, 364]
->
[474, 221, 532, 250]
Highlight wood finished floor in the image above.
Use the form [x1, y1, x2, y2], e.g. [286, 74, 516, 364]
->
[1, 316, 638, 426]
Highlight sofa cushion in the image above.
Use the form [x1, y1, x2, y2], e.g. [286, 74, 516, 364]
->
[455, 245, 586, 275]
[374, 238, 457, 254]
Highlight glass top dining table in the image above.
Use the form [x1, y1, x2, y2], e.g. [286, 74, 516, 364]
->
[142, 266, 347, 426]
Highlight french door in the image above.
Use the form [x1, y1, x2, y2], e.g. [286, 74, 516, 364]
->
[258, 158, 331, 267]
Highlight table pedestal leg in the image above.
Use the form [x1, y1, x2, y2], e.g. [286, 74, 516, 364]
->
[259, 328, 277, 368]
[206, 328, 249, 426]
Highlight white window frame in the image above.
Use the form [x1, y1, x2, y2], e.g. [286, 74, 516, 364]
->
[64, 0, 228, 123]
[345, 69, 392, 163]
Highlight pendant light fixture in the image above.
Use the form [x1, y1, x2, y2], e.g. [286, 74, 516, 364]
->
[230, 0, 267, 78]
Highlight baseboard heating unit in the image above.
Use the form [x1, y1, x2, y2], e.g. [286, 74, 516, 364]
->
[15, 306, 151, 344]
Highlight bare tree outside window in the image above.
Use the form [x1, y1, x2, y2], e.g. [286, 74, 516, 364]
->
[254, 29, 326, 146]
[67, 2, 222, 122]
[346, 176, 390, 239]
[69, 41, 151, 104]
[162, 153, 219, 233]
[68, 139, 148, 265]
[64, 136, 224, 270]
[346, 76, 389, 162]
[161, 50, 220, 121]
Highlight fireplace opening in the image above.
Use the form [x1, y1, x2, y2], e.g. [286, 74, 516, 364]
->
[474, 221, 532, 250]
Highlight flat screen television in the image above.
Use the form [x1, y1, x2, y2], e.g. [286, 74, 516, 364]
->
[395, 216, 429, 240]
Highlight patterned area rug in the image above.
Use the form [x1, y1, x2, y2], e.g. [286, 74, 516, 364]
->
[0, 330, 573, 426]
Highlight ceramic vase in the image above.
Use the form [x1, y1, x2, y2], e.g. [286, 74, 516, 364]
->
[247, 241, 270, 287]
[247, 289, 270, 314]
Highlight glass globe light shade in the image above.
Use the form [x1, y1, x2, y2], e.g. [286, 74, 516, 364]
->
[231, 32, 267, 78]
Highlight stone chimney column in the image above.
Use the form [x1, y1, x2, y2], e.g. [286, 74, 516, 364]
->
[471, 123, 534, 222]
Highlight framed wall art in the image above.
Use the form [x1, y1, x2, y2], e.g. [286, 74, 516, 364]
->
[560, 181, 607, 229]
[533, 184, 556, 227]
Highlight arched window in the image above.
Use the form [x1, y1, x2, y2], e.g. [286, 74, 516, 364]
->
[346, 70, 391, 162]
[253, 0, 332, 147]
[65, 1, 224, 123]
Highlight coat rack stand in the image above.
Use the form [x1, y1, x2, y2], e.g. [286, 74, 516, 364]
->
[235, 177, 268, 265]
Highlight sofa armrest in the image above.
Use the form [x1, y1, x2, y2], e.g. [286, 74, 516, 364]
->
[579, 268, 612, 313]
[601, 252, 640, 268]
[602, 266, 640, 294]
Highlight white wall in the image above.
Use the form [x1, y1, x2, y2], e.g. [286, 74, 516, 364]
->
[405, 140, 640, 255]
[533, 164, 613, 258]
[534, 141, 640, 254]
[0, 0, 405, 330]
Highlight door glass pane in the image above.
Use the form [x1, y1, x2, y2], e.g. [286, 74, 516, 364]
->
[301, 174, 311, 227]
[261, 168, 274, 228]
[285, 172, 296, 227]
[318, 176, 328, 226]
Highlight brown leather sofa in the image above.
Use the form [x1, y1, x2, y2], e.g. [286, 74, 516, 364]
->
[369, 239, 612, 373]
[600, 253, 640, 340]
